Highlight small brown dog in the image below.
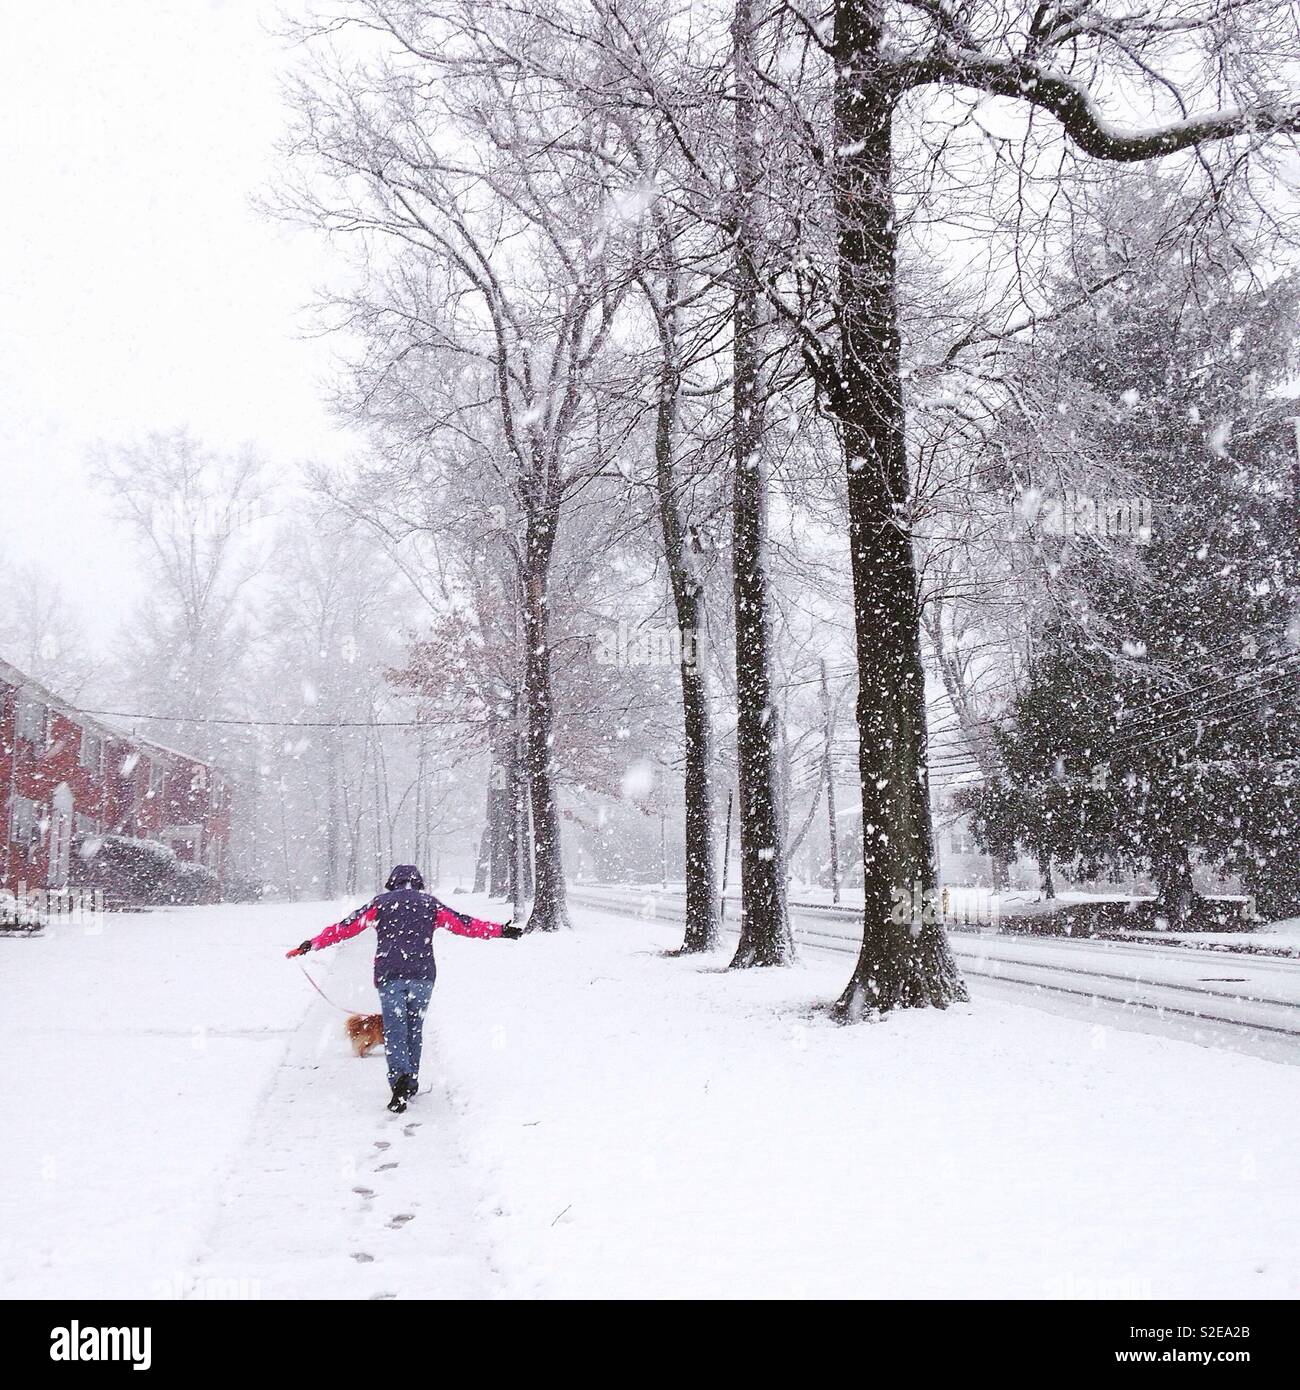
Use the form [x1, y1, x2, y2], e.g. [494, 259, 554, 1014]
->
[345, 1013, 385, 1057]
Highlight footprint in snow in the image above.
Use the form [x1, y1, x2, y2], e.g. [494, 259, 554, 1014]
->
[370, 1292, 396, 1300]
[388, 1213, 415, 1229]
[351, 1252, 374, 1263]
[375, 1161, 399, 1172]
[402, 1123, 420, 1137]
[374, 1140, 390, 1151]
[353, 1186, 374, 1199]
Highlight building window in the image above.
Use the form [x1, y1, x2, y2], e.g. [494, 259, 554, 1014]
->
[14, 692, 46, 747]
[79, 728, 106, 775]
[10, 795, 43, 853]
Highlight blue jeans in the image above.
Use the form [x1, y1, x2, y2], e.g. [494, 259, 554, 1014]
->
[378, 978, 435, 1090]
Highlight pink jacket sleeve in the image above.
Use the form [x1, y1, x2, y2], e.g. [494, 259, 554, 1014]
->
[310, 903, 378, 951]
[436, 906, 503, 940]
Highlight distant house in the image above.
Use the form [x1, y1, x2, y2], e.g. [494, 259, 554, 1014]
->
[0, 656, 232, 892]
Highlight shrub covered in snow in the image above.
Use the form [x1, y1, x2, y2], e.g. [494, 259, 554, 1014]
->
[72, 834, 177, 904]
[220, 872, 265, 904]
[72, 834, 225, 906]
[0, 889, 44, 934]
[159, 860, 221, 906]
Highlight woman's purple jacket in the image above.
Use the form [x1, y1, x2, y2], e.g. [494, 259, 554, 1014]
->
[309, 888, 504, 985]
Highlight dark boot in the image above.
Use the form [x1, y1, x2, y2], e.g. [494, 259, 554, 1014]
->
[400, 1074, 418, 1101]
[386, 1081, 407, 1114]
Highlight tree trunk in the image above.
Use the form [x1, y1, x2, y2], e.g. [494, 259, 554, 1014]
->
[324, 731, 339, 898]
[819, 660, 841, 903]
[413, 733, 426, 868]
[679, 642, 718, 948]
[1037, 848, 1056, 901]
[370, 732, 386, 886]
[509, 724, 523, 918]
[504, 707, 531, 907]
[278, 778, 295, 900]
[728, 0, 792, 968]
[719, 788, 734, 921]
[490, 784, 513, 895]
[343, 740, 364, 895]
[826, 766, 841, 905]
[991, 852, 1010, 893]
[650, 295, 720, 952]
[519, 761, 534, 902]
[473, 765, 494, 893]
[828, 14, 966, 1015]
[520, 518, 568, 931]
[488, 734, 517, 897]
[1156, 847, 1195, 923]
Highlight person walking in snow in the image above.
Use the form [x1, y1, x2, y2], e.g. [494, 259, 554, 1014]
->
[286, 864, 522, 1113]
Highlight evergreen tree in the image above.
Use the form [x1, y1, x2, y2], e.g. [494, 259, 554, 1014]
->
[968, 182, 1300, 923]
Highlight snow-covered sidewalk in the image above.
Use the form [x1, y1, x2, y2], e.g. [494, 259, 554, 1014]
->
[188, 925, 497, 1300]
[3, 897, 1299, 1299]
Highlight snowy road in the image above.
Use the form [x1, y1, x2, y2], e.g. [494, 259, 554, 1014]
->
[5, 896, 1300, 1298]
[567, 886, 1300, 1064]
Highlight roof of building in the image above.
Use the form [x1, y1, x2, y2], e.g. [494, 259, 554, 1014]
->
[0, 652, 221, 774]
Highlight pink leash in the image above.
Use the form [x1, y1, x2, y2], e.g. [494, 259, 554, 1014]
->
[297, 962, 370, 1016]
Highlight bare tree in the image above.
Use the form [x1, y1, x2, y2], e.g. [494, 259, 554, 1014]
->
[90, 427, 266, 760]
[0, 563, 98, 700]
[723, 0, 796, 965]
[279, 4, 643, 929]
[753, 0, 1300, 1017]
[257, 516, 408, 897]
[439, 0, 799, 961]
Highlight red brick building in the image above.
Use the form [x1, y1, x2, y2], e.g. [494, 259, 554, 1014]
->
[0, 656, 232, 892]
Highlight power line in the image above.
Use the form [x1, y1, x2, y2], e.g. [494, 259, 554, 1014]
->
[62, 644, 1300, 769]
[73, 707, 489, 731]
[931, 670, 1300, 785]
[924, 650, 1300, 775]
[923, 631, 1291, 744]
[817, 659, 1298, 783]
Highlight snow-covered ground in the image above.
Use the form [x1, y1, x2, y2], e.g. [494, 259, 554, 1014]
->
[0, 901, 347, 1299]
[3, 897, 1299, 1299]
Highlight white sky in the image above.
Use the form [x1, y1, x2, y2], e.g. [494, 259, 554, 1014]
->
[0, 0, 350, 648]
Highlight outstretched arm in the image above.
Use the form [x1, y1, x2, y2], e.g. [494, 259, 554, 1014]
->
[434, 901, 520, 940]
[286, 902, 378, 957]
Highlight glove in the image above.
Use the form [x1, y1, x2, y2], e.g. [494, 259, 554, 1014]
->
[285, 939, 314, 958]
[501, 922, 523, 940]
